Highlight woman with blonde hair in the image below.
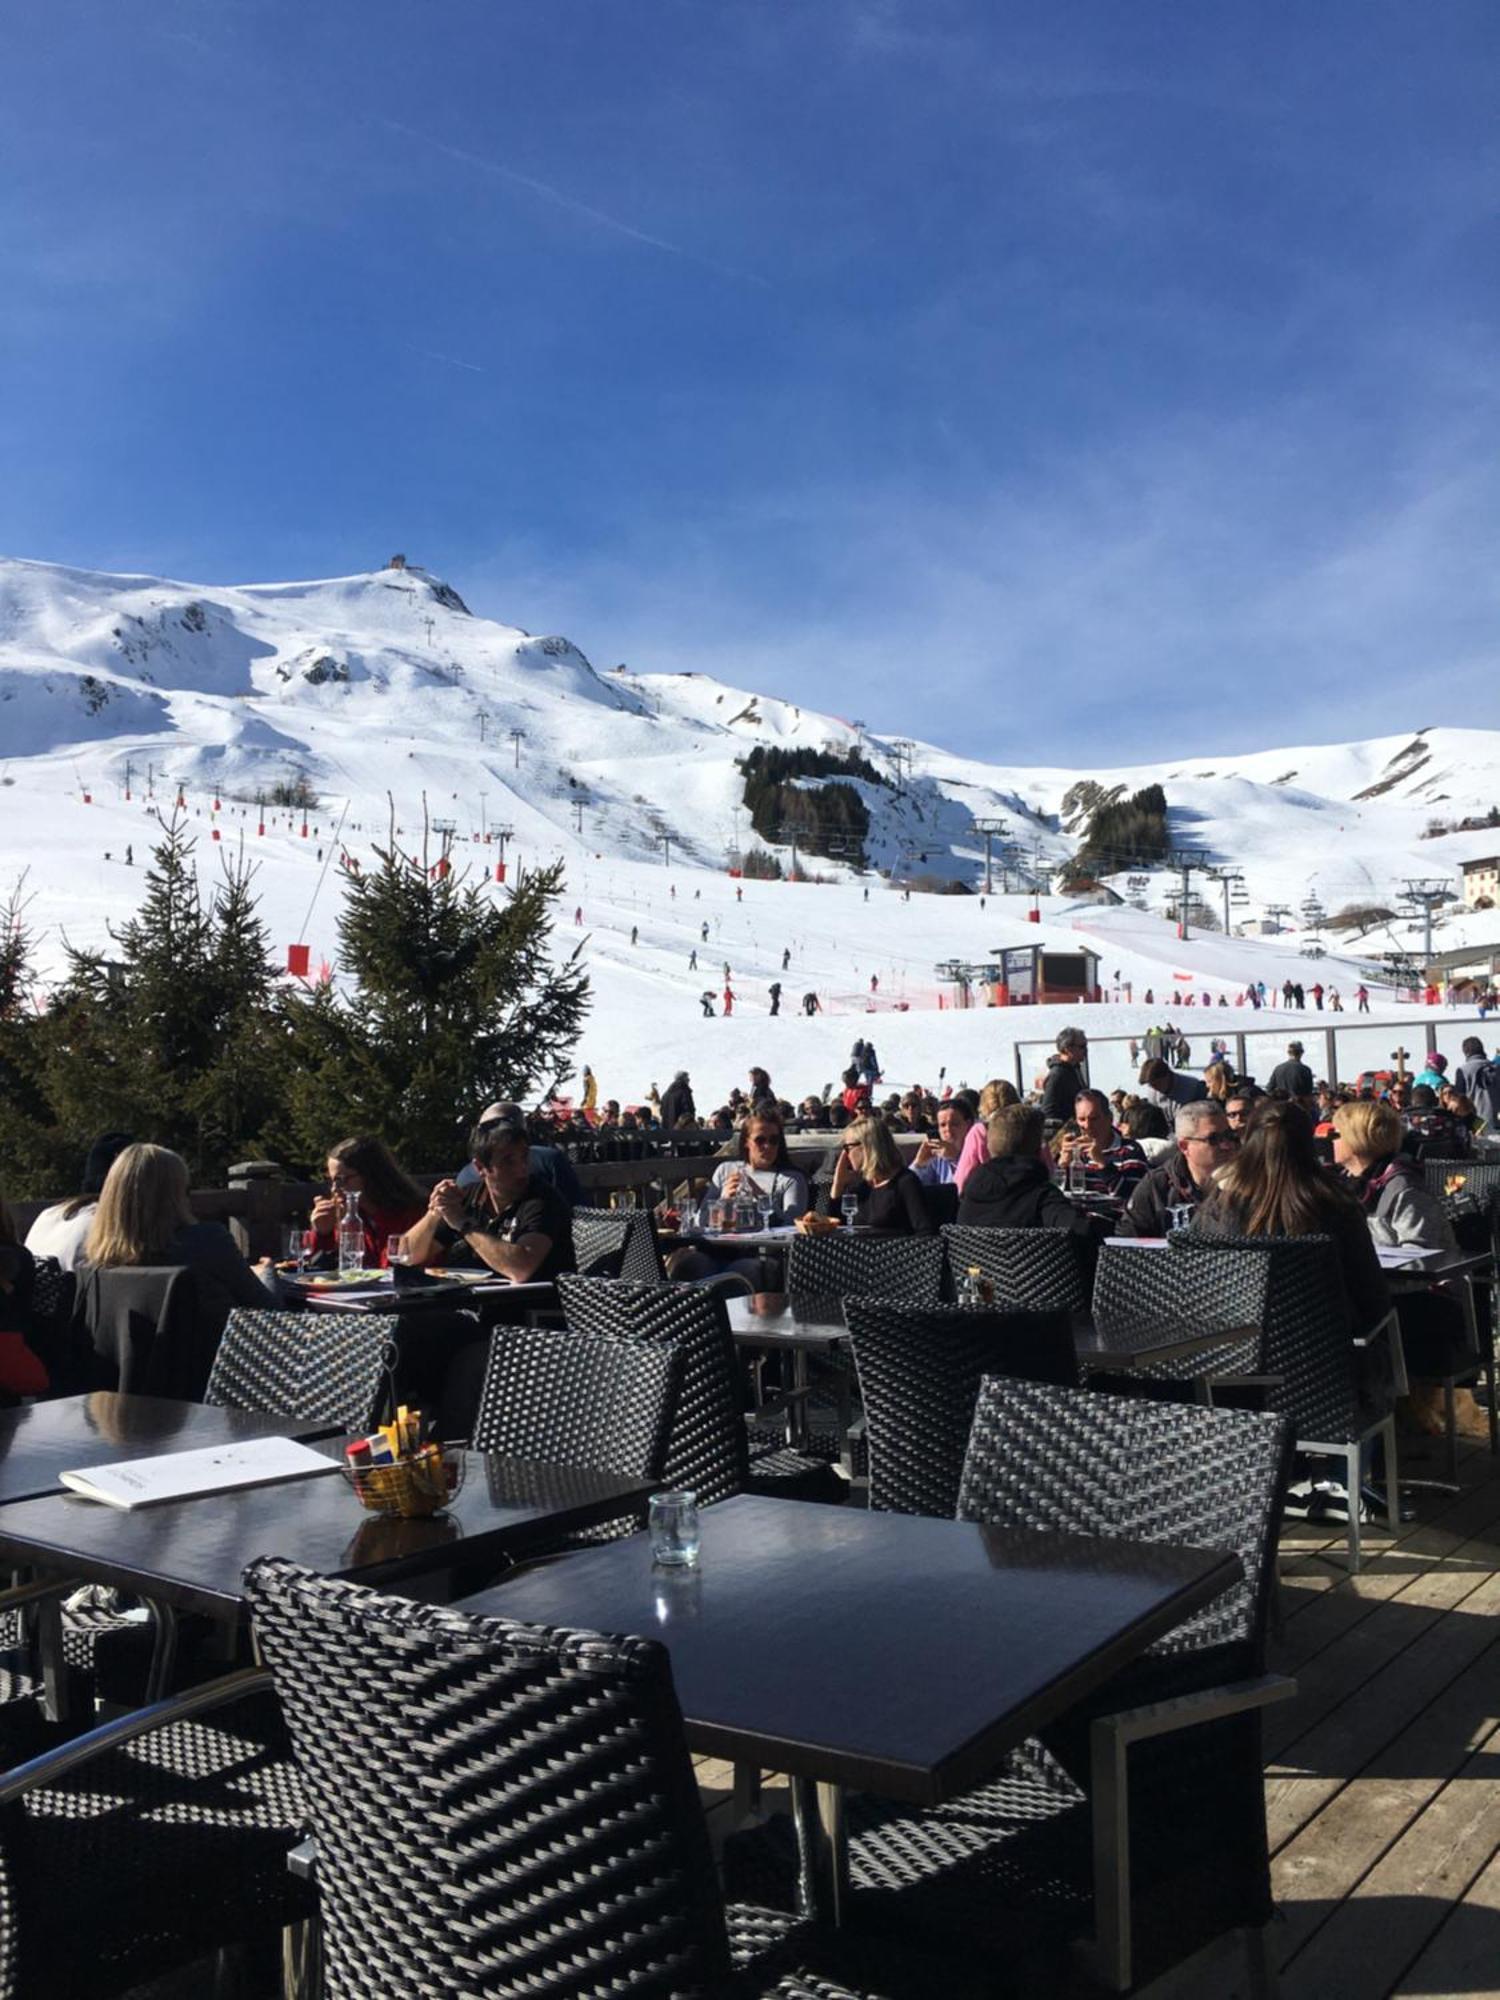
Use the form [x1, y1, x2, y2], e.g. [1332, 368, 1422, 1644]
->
[829, 1114, 933, 1234]
[83, 1143, 272, 1331]
[1204, 1062, 1233, 1104]
[1332, 1096, 1482, 1440]
[954, 1078, 1020, 1192]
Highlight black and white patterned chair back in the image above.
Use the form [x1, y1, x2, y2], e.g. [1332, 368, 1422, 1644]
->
[470, 1323, 680, 1481]
[1095, 1240, 1271, 1337]
[844, 1297, 1077, 1518]
[784, 1231, 943, 1303]
[243, 1557, 735, 1997]
[941, 1225, 1090, 1313]
[557, 1276, 748, 1504]
[571, 1207, 667, 1285]
[959, 1378, 1291, 1661]
[27, 1256, 74, 1337]
[1170, 1234, 1369, 1441]
[205, 1309, 397, 1430]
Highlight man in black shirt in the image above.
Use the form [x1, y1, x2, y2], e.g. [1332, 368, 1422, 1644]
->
[1039, 1027, 1088, 1121]
[406, 1119, 575, 1283]
[1268, 1041, 1315, 1099]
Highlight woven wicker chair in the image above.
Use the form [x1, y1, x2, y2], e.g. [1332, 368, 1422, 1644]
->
[940, 1226, 1090, 1313]
[841, 1298, 1077, 1517]
[557, 1277, 834, 1504]
[206, 1307, 398, 1431]
[727, 1382, 1294, 1992]
[470, 1322, 681, 1482]
[0, 1666, 312, 1999]
[1091, 1239, 1271, 1383]
[24, 1257, 75, 1386]
[785, 1233, 942, 1303]
[243, 1557, 899, 2000]
[572, 1205, 668, 1284]
[1169, 1233, 1403, 1570]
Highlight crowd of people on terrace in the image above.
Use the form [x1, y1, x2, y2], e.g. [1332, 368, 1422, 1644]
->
[1, 1026, 1495, 1434]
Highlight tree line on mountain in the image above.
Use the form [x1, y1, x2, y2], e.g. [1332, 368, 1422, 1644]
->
[0, 817, 588, 1197]
[1058, 783, 1171, 887]
[738, 745, 883, 868]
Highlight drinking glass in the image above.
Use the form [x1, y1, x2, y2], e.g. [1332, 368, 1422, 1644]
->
[1067, 1158, 1087, 1196]
[840, 1193, 860, 1228]
[283, 1225, 307, 1272]
[648, 1490, 701, 1568]
[1167, 1204, 1193, 1237]
[386, 1235, 406, 1268]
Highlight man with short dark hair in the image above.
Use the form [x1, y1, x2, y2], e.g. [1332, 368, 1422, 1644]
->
[1268, 1041, 1315, 1098]
[1039, 1027, 1088, 1121]
[1455, 1036, 1500, 1132]
[455, 1101, 584, 1208]
[1121, 1101, 1237, 1238]
[1055, 1088, 1149, 1197]
[912, 1100, 973, 1185]
[407, 1119, 575, 1283]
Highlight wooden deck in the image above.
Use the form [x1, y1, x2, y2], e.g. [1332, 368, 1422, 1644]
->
[699, 1423, 1500, 1999]
[1267, 1424, 1500, 1999]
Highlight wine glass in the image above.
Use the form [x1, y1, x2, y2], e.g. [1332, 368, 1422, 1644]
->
[283, 1225, 307, 1273]
[840, 1193, 860, 1228]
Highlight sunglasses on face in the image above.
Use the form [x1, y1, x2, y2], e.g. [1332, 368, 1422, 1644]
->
[1190, 1131, 1236, 1147]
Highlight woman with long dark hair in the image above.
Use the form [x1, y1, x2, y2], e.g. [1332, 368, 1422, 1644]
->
[1192, 1100, 1388, 1332]
[309, 1135, 426, 1268]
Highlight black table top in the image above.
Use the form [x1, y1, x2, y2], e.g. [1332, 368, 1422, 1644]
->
[0, 1449, 653, 1619]
[1380, 1247, 1494, 1286]
[726, 1294, 849, 1349]
[1074, 1317, 1261, 1373]
[464, 1495, 1240, 1806]
[294, 1273, 558, 1314]
[0, 1394, 339, 1507]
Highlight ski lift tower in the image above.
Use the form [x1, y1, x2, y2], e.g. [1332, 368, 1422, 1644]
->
[1399, 878, 1452, 966]
[1209, 867, 1245, 935]
[1165, 847, 1211, 942]
[972, 818, 1009, 897]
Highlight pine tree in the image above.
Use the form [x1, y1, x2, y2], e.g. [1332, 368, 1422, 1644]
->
[185, 848, 288, 1166]
[0, 874, 68, 1195]
[281, 839, 589, 1171]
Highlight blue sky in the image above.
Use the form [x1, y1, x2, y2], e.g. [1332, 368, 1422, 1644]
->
[2, 0, 1495, 763]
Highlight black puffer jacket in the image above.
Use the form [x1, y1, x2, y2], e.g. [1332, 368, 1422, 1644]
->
[957, 1157, 1097, 1243]
[1119, 1153, 1203, 1239]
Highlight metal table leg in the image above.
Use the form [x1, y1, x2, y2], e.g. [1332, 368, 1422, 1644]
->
[790, 1774, 848, 1927]
[787, 1349, 811, 1451]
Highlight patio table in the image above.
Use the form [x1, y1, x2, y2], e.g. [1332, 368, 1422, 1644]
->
[462, 1494, 1239, 1925]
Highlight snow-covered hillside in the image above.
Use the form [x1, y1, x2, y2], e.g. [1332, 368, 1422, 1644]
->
[1, 552, 1496, 1106]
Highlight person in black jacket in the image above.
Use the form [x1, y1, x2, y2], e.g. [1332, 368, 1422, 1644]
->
[659, 1070, 696, 1131]
[829, 1115, 934, 1233]
[1120, 1100, 1238, 1237]
[958, 1104, 1097, 1253]
[1268, 1041, 1315, 1099]
[1039, 1027, 1088, 1121]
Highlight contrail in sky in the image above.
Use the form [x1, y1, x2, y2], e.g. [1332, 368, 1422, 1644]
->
[378, 117, 768, 289]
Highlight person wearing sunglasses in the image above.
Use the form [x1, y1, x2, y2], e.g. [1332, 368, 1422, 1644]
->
[1119, 1100, 1238, 1239]
[666, 1114, 810, 1286]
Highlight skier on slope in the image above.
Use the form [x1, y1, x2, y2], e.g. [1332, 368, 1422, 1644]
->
[768, 981, 782, 1016]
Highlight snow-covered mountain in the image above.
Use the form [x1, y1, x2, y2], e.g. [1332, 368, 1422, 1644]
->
[1, 551, 1495, 1101]
[3, 552, 1497, 907]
